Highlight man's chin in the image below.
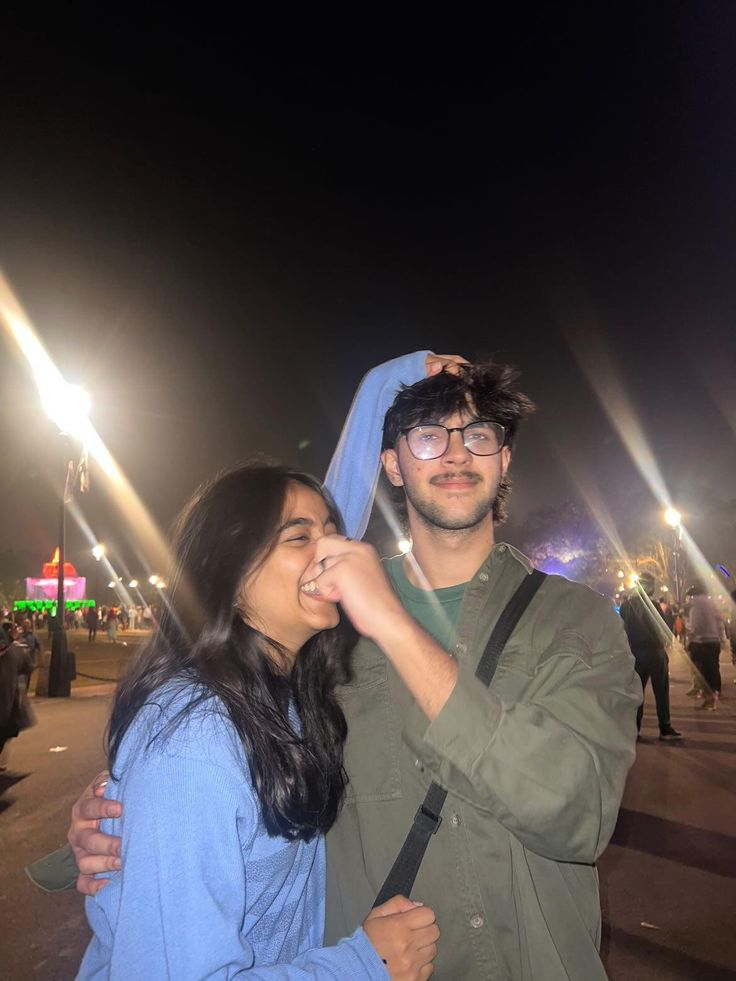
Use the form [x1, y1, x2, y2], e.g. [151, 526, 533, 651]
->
[417, 505, 492, 533]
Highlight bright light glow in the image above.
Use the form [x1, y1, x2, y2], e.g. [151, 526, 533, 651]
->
[128, 579, 138, 589]
[157, 579, 167, 589]
[397, 538, 412, 554]
[107, 581, 116, 588]
[662, 585, 669, 593]
[617, 570, 625, 578]
[0, 272, 174, 590]
[149, 574, 160, 586]
[92, 543, 106, 561]
[628, 573, 640, 589]
[40, 381, 91, 441]
[664, 507, 682, 529]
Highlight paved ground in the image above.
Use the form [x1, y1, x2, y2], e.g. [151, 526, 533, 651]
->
[31, 628, 145, 690]
[1, 643, 734, 980]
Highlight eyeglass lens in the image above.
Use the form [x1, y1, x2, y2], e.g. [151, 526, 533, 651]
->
[407, 421, 505, 460]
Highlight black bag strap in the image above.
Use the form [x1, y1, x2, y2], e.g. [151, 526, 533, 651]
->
[373, 568, 547, 907]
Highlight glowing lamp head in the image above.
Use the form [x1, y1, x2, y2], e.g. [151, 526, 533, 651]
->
[40, 380, 92, 442]
[397, 538, 412, 555]
[664, 507, 682, 529]
[92, 544, 106, 561]
[128, 579, 138, 589]
[149, 574, 160, 586]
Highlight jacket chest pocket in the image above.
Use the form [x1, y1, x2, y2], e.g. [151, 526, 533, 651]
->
[338, 659, 402, 804]
[494, 631, 593, 699]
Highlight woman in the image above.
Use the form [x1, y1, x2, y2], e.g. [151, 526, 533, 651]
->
[106, 607, 118, 644]
[78, 463, 438, 979]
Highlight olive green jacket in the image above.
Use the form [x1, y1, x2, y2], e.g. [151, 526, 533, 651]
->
[325, 544, 642, 980]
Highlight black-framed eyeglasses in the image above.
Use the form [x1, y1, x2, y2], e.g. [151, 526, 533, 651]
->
[400, 420, 507, 460]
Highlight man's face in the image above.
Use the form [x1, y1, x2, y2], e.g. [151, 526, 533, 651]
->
[381, 408, 511, 533]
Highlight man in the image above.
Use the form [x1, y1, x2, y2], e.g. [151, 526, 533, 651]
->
[0, 623, 34, 770]
[86, 605, 98, 642]
[685, 582, 724, 710]
[657, 596, 675, 632]
[619, 574, 682, 739]
[67, 355, 641, 979]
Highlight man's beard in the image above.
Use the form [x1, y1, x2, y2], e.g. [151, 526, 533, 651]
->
[402, 470, 499, 532]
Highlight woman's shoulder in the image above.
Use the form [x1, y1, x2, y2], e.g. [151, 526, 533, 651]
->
[120, 678, 248, 776]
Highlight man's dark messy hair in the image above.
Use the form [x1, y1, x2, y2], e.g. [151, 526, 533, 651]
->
[381, 363, 535, 524]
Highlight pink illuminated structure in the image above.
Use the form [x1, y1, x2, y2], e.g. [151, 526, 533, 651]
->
[25, 548, 86, 602]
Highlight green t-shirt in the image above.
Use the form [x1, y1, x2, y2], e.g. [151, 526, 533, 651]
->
[385, 554, 468, 651]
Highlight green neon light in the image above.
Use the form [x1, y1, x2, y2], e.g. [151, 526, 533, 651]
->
[13, 599, 97, 613]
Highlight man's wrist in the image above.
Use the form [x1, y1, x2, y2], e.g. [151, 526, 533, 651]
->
[369, 602, 419, 655]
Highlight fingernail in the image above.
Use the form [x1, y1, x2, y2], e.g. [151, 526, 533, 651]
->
[114, 858, 122, 870]
[412, 901, 424, 907]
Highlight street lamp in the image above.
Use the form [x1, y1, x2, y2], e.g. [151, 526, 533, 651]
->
[42, 381, 91, 697]
[92, 543, 106, 609]
[663, 507, 683, 605]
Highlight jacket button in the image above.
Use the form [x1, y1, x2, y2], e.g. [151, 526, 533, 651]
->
[450, 813, 461, 827]
[470, 914, 484, 929]
[414, 758, 425, 772]
[479, 572, 489, 583]
[455, 642, 467, 656]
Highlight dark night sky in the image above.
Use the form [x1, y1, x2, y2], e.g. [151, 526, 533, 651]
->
[1, 6, 735, 582]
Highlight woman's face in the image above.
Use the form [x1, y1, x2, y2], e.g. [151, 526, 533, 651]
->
[241, 482, 340, 656]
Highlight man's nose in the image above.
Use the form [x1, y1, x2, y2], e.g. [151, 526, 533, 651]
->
[442, 429, 472, 463]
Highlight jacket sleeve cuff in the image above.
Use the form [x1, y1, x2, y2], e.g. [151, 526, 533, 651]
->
[405, 664, 504, 775]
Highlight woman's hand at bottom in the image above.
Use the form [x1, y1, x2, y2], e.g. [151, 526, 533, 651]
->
[363, 895, 440, 980]
[68, 770, 122, 895]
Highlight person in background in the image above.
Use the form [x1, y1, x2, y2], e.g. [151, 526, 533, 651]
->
[686, 582, 724, 710]
[657, 596, 675, 632]
[106, 607, 118, 644]
[0, 623, 34, 771]
[619, 578, 682, 739]
[19, 618, 42, 692]
[86, 605, 98, 642]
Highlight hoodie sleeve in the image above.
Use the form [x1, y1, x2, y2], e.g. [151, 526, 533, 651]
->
[323, 351, 429, 539]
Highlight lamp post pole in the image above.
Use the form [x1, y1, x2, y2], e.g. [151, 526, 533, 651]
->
[48, 444, 71, 697]
[672, 527, 682, 607]
[663, 508, 683, 608]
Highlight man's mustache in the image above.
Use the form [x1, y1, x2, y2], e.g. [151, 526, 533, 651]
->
[430, 471, 481, 485]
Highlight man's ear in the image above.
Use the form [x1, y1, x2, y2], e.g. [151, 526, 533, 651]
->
[501, 446, 511, 477]
[381, 448, 404, 488]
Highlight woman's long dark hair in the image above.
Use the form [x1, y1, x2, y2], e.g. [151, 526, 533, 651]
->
[107, 464, 350, 842]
